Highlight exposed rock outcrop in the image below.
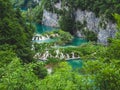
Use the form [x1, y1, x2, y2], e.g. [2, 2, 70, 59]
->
[33, 0, 117, 45]
[42, 10, 59, 27]
[75, 9, 117, 45]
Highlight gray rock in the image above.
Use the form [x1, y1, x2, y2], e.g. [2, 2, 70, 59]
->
[75, 9, 117, 45]
[98, 30, 109, 45]
[42, 10, 59, 27]
[41, 2, 117, 44]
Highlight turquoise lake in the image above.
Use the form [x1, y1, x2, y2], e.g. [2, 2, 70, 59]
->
[35, 24, 87, 46]
[36, 24, 58, 34]
[66, 37, 87, 46]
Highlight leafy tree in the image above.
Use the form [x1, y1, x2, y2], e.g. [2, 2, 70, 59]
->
[0, 58, 41, 90]
[107, 14, 120, 59]
[107, 39, 120, 59]
[28, 62, 47, 79]
[83, 29, 97, 42]
[59, 12, 75, 34]
[0, 48, 16, 68]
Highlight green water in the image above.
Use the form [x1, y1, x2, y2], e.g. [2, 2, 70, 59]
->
[35, 24, 87, 46]
[33, 24, 58, 43]
[21, 7, 27, 11]
[67, 59, 82, 69]
[66, 37, 87, 46]
[36, 24, 58, 34]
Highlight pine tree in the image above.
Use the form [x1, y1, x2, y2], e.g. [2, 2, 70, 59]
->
[0, 0, 34, 63]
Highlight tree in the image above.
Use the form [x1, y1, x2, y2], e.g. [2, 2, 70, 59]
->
[59, 9, 75, 34]
[0, 58, 41, 90]
[107, 14, 120, 59]
[0, 0, 34, 63]
[29, 62, 47, 79]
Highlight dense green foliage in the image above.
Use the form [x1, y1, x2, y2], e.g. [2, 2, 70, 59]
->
[83, 29, 97, 42]
[0, 50, 46, 90]
[0, 0, 34, 63]
[59, 10, 75, 34]
[0, 0, 120, 90]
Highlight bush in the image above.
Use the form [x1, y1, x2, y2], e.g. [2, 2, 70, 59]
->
[83, 29, 97, 42]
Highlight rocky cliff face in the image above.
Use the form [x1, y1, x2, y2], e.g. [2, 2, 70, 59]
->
[42, 10, 59, 27]
[38, 1, 117, 45]
[75, 9, 117, 45]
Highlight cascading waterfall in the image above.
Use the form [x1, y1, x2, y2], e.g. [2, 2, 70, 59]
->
[66, 54, 70, 59]
[71, 52, 75, 58]
[60, 52, 64, 59]
[32, 35, 50, 41]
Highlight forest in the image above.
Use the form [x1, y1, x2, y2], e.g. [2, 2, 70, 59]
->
[0, 0, 120, 90]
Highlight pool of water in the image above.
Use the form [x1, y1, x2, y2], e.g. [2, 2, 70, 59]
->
[67, 59, 82, 69]
[36, 24, 58, 34]
[66, 37, 87, 46]
[21, 7, 27, 11]
[35, 24, 87, 46]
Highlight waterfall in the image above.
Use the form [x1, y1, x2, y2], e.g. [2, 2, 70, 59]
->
[55, 33, 59, 37]
[55, 49, 59, 58]
[46, 34, 50, 39]
[34, 36, 38, 40]
[42, 53, 46, 60]
[66, 54, 70, 59]
[45, 51, 49, 59]
[38, 53, 41, 59]
[77, 55, 80, 58]
[34, 53, 39, 59]
[56, 49, 59, 55]
[31, 44, 35, 50]
[39, 36, 41, 40]
[71, 52, 75, 58]
[32, 36, 35, 40]
[50, 54, 53, 58]
[60, 52, 64, 59]
[32, 34, 51, 41]
[47, 67, 52, 74]
[38, 36, 40, 40]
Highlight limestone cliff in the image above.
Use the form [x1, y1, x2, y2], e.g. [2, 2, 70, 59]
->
[16, 0, 117, 45]
[41, 2, 117, 45]
[75, 9, 117, 45]
[42, 10, 59, 27]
